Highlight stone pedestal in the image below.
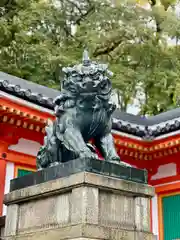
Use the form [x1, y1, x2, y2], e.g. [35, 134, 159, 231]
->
[3, 159, 155, 240]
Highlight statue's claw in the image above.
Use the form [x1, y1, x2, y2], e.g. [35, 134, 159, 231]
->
[79, 148, 98, 159]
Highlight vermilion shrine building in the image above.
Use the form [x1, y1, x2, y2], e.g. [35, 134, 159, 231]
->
[0, 71, 180, 239]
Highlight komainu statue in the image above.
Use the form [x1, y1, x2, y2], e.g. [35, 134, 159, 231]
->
[37, 50, 129, 169]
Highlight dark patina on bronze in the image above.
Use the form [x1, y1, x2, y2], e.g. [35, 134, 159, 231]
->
[36, 50, 130, 169]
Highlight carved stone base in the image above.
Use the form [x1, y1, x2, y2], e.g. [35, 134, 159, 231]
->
[4, 164, 155, 240]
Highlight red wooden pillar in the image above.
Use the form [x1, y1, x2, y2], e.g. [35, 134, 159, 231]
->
[0, 158, 6, 216]
[0, 141, 9, 216]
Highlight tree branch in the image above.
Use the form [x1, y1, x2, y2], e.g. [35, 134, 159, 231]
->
[75, 5, 95, 25]
[93, 38, 122, 57]
[93, 32, 134, 57]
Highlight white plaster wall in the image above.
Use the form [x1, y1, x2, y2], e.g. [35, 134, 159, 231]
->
[151, 163, 177, 180]
[3, 162, 14, 216]
[8, 138, 41, 156]
[152, 195, 159, 239]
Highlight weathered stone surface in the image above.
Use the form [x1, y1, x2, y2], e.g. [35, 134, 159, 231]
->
[4, 172, 154, 205]
[134, 231, 156, 240]
[4, 204, 19, 236]
[0, 226, 5, 238]
[2, 227, 155, 240]
[84, 172, 153, 196]
[18, 193, 71, 234]
[99, 191, 134, 229]
[71, 186, 99, 225]
[134, 197, 151, 232]
[1, 238, 99, 240]
[4, 225, 83, 240]
[4, 172, 155, 240]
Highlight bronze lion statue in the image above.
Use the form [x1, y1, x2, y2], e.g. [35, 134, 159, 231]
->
[37, 50, 129, 169]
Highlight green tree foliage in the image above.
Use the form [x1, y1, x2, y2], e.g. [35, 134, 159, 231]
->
[0, 0, 180, 115]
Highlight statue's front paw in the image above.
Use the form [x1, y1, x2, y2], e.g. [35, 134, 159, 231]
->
[79, 149, 98, 159]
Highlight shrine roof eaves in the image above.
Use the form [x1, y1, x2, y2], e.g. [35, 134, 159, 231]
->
[113, 109, 180, 139]
[1, 71, 180, 139]
[0, 71, 59, 110]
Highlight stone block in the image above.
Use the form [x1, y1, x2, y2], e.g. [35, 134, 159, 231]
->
[4, 204, 19, 236]
[4, 171, 155, 240]
[134, 197, 151, 232]
[110, 229, 135, 240]
[71, 186, 99, 224]
[99, 191, 134, 229]
[134, 232, 155, 240]
[3, 225, 83, 240]
[0, 226, 5, 238]
[18, 193, 71, 234]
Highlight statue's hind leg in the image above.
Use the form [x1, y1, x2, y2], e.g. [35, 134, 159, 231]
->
[94, 133, 131, 167]
[94, 133, 120, 161]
